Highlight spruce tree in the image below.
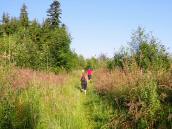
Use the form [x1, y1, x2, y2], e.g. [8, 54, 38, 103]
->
[20, 4, 29, 28]
[2, 13, 10, 35]
[47, 0, 62, 28]
[2, 13, 9, 24]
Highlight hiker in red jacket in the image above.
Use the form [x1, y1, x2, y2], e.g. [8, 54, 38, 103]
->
[87, 68, 93, 81]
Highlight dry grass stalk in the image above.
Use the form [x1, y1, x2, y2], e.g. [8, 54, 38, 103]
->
[9, 68, 68, 89]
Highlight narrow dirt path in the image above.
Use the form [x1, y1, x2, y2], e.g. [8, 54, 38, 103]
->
[53, 71, 108, 129]
[69, 72, 107, 129]
[62, 72, 93, 129]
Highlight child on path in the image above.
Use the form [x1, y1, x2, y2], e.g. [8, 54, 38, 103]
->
[81, 70, 88, 94]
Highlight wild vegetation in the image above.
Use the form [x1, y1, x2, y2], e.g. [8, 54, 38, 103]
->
[0, 1, 81, 72]
[92, 28, 172, 128]
[0, 0, 172, 129]
[0, 65, 91, 129]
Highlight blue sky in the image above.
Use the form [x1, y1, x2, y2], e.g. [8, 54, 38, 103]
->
[0, 0, 172, 58]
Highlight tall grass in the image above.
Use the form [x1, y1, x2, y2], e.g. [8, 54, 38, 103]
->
[83, 86, 116, 129]
[1, 64, 171, 128]
[0, 66, 88, 129]
[92, 66, 172, 128]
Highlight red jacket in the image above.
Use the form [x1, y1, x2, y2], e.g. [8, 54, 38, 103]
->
[87, 69, 93, 75]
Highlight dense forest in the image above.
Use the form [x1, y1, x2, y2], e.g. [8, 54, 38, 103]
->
[0, 0, 172, 129]
[0, 1, 83, 72]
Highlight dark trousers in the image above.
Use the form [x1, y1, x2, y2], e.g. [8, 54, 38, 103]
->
[81, 81, 87, 90]
[88, 75, 92, 80]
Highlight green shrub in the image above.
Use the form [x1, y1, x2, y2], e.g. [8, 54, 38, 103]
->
[108, 27, 170, 72]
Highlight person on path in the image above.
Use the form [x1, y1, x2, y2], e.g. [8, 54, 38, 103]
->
[87, 68, 93, 81]
[80, 70, 88, 94]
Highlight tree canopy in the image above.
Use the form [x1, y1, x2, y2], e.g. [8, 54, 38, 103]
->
[0, 1, 81, 72]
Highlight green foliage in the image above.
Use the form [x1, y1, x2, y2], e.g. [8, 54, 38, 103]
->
[0, 1, 80, 72]
[85, 55, 109, 70]
[108, 52, 124, 70]
[48, 28, 72, 70]
[20, 4, 29, 28]
[97, 54, 109, 69]
[130, 27, 170, 71]
[0, 67, 90, 129]
[84, 88, 115, 129]
[0, 95, 40, 129]
[47, 0, 61, 28]
[121, 79, 161, 128]
[86, 57, 97, 70]
[84, 55, 109, 70]
[108, 27, 170, 71]
[93, 63, 172, 128]
[1, 13, 18, 35]
[0, 66, 39, 129]
[132, 78, 160, 120]
[107, 47, 129, 70]
[75, 55, 87, 69]
[93, 70, 172, 128]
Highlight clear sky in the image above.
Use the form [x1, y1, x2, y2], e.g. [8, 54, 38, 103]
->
[0, 0, 172, 58]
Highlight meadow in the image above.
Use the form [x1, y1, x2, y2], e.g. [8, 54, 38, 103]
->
[0, 1, 172, 128]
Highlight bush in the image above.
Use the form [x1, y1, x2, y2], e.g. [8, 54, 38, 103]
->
[93, 68, 172, 128]
[108, 27, 170, 72]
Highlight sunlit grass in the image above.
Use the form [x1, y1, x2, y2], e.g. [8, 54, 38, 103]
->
[0, 67, 89, 129]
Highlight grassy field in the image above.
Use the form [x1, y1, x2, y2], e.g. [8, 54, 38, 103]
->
[0, 67, 93, 129]
[0, 65, 172, 129]
[0, 66, 111, 129]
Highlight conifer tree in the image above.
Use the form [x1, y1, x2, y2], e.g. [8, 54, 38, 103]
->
[2, 13, 10, 35]
[2, 13, 9, 24]
[47, 0, 61, 28]
[20, 4, 29, 28]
